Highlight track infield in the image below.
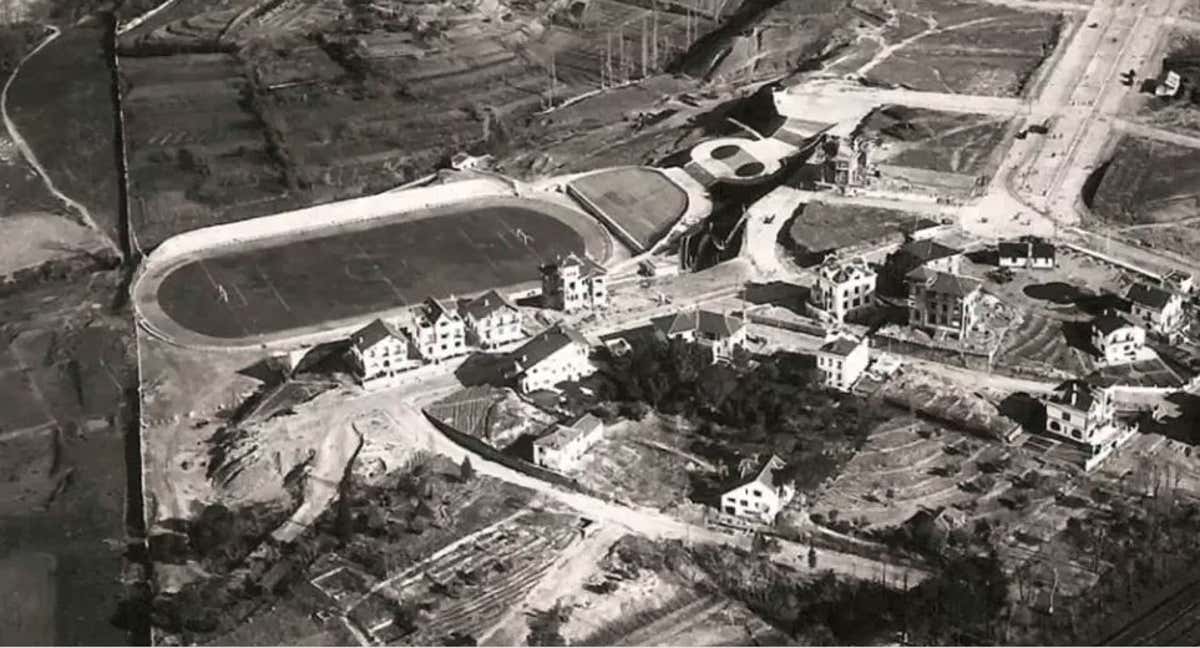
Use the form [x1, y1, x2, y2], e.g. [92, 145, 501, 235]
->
[566, 167, 689, 249]
[150, 196, 610, 342]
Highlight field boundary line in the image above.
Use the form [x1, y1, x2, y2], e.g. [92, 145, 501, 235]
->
[1, 26, 118, 255]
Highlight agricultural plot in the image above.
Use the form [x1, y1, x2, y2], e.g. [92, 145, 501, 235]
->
[863, 106, 1010, 176]
[1087, 135, 1200, 225]
[567, 167, 690, 249]
[0, 369, 51, 432]
[0, 553, 55, 645]
[339, 511, 579, 645]
[573, 414, 717, 509]
[993, 312, 1095, 379]
[7, 27, 120, 243]
[863, 9, 1063, 97]
[1087, 358, 1188, 390]
[154, 197, 609, 340]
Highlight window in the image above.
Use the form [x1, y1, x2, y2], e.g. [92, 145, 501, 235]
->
[752, 489, 762, 498]
[1049, 420, 1061, 432]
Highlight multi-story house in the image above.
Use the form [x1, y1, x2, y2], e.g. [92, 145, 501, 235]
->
[1125, 282, 1185, 335]
[883, 238, 963, 296]
[1044, 379, 1137, 470]
[407, 297, 467, 362]
[808, 256, 877, 323]
[1161, 270, 1195, 296]
[540, 253, 608, 313]
[347, 319, 419, 388]
[657, 308, 747, 363]
[1091, 312, 1146, 365]
[906, 267, 983, 338]
[461, 289, 523, 350]
[508, 324, 594, 393]
[531, 413, 605, 472]
[719, 454, 795, 524]
[815, 334, 870, 392]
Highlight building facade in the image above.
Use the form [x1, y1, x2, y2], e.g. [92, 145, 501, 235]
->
[906, 268, 982, 338]
[347, 319, 419, 388]
[407, 297, 467, 362]
[531, 413, 605, 472]
[509, 324, 594, 393]
[1044, 379, 1137, 470]
[657, 308, 748, 363]
[540, 253, 608, 313]
[462, 289, 523, 349]
[809, 257, 876, 323]
[719, 454, 796, 523]
[815, 334, 870, 392]
[1126, 283, 1185, 335]
[998, 238, 1055, 269]
[1091, 313, 1146, 365]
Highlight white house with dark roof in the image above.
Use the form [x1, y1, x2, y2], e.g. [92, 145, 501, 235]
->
[656, 308, 747, 363]
[1044, 379, 1137, 470]
[720, 454, 796, 523]
[348, 319, 419, 387]
[508, 324, 594, 393]
[815, 333, 870, 392]
[540, 252, 608, 313]
[461, 290, 523, 349]
[532, 413, 605, 472]
[809, 257, 876, 323]
[906, 267, 983, 338]
[998, 238, 1056, 269]
[1090, 312, 1147, 365]
[1125, 282, 1185, 335]
[407, 297, 468, 362]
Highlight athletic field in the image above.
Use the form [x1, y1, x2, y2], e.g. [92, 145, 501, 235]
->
[567, 167, 688, 249]
[154, 198, 609, 339]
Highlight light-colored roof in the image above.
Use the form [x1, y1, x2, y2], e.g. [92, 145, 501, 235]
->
[533, 413, 605, 451]
[818, 257, 874, 284]
[542, 252, 607, 280]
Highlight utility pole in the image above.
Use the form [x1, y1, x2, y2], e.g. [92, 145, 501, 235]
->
[618, 24, 626, 84]
[652, 2, 659, 70]
[641, 14, 647, 78]
[604, 31, 612, 89]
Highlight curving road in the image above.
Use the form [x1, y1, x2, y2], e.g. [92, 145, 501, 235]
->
[1, 25, 117, 254]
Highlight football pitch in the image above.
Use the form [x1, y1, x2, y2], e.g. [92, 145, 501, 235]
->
[154, 198, 609, 339]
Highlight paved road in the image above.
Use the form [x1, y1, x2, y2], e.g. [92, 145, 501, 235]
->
[779, 80, 1027, 118]
[1115, 119, 1200, 149]
[1, 25, 117, 255]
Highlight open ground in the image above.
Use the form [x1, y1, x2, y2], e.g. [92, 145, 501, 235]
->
[147, 195, 611, 342]
[566, 166, 690, 249]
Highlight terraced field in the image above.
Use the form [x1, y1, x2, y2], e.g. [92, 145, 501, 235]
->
[994, 312, 1094, 379]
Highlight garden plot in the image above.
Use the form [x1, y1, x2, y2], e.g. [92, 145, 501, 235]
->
[993, 311, 1095, 380]
[572, 413, 718, 509]
[875, 369, 1020, 440]
[345, 511, 580, 645]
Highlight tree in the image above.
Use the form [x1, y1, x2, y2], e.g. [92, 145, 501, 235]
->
[808, 546, 818, 569]
[460, 456, 476, 482]
[393, 600, 420, 637]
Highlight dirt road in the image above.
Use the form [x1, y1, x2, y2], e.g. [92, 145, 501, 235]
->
[1115, 119, 1200, 149]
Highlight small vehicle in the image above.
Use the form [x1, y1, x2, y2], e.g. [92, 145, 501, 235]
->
[1088, 21, 1099, 27]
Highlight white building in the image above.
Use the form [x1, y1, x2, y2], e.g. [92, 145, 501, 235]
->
[1125, 282, 1185, 335]
[407, 297, 468, 362]
[906, 267, 983, 338]
[531, 413, 605, 472]
[815, 334, 870, 392]
[508, 324, 594, 393]
[1091, 313, 1147, 365]
[998, 239, 1055, 269]
[1161, 270, 1195, 296]
[1044, 379, 1137, 471]
[719, 454, 796, 524]
[347, 319, 419, 388]
[657, 308, 748, 363]
[809, 257, 876, 323]
[540, 253, 608, 313]
[462, 290, 523, 349]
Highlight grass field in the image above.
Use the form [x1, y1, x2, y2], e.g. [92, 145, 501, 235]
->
[567, 167, 689, 249]
[785, 201, 919, 252]
[0, 553, 55, 645]
[155, 197, 609, 339]
[0, 369, 51, 431]
[864, 106, 1010, 176]
[864, 9, 1062, 97]
[1088, 136, 1200, 225]
[7, 27, 120, 244]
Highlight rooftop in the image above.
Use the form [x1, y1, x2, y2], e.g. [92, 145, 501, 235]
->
[533, 413, 605, 451]
[1093, 312, 1136, 336]
[462, 289, 517, 321]
[906, 267, 982, 297]
[897, 238, 961, 264]
[350, 318, 406, 350]
[1050, 379, 1106, 412]
[818, 257, 875, 284]
[542, 252, 607, 280]
[1126, 283, 1174, 311]
[818, 335, 863, 357]
[723, 454, 789, 494]
[659, 308, 746, 340]
[511, 324, 590, 375]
